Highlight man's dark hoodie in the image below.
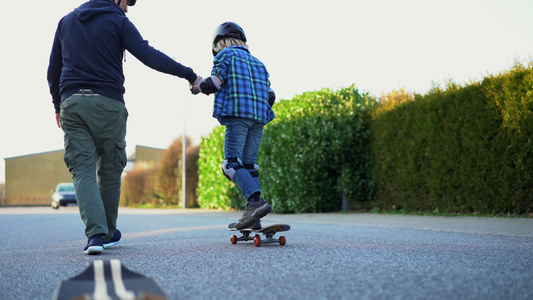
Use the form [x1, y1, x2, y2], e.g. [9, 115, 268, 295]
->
[47, 0, 197, 113]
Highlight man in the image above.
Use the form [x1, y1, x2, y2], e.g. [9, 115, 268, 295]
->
[47, 0, 200, 255]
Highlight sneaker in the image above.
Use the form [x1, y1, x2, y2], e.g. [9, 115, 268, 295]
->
[84, 234, 104, 255]
[251, 219, 262, 230]
[235, 198, 271, 229]
[103, 229, 122, 249]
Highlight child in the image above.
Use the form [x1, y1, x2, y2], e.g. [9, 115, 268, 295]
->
[191, 22, 276, 229]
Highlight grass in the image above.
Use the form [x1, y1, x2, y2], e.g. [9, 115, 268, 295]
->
[363, 207, 532, 218]
[123, 203, 531, 218]
[125, 203, 183, 209]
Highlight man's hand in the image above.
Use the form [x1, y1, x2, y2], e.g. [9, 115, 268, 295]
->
[55, 113, 61, 128]
[193, 75, 202, 85]
[190, 75, 202, 95]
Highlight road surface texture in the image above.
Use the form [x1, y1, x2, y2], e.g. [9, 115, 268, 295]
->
[0, 207, 531, 299]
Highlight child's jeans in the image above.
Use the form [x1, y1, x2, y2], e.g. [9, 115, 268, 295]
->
[223, 117, 264, 201]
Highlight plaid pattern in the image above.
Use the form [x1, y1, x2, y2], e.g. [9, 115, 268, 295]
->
[211, 46, 275, 125]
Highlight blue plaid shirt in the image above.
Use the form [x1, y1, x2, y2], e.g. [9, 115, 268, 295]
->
[211, 46, 275, 125]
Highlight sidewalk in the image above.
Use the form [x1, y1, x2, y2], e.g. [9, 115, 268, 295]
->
[266, 212, 533, 238]
[1, 207, 531, 238]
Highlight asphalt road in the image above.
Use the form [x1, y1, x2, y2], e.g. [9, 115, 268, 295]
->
[0, 207, 531, 300]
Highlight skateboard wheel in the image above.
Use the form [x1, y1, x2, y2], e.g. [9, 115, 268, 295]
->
[231, 235, 238, 244]
[254, 234, 261, 247]
[279, 236, 286, 246]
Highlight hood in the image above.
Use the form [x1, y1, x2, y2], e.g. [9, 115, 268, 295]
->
[74, 0, 124, 22]
[58, 191, 76, 196]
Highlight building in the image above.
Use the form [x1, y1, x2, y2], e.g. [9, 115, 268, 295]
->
[3, 145, 163, 206]
[4, 150, 70, 206]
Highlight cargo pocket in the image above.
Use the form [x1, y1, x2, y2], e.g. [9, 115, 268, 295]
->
[63, 137, 75, 172]
[115, 140, 127, 171]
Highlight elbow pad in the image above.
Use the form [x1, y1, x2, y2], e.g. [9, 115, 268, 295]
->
[268, 88, 276, 107]
[198, 76, 221, 95]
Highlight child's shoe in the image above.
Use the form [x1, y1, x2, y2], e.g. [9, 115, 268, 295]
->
[235, 198, 271, 229]
[251, 219, 262, 230]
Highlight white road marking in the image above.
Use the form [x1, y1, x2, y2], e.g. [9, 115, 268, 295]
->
[92, 260, 112, 300]
[111, 259, 136, 300]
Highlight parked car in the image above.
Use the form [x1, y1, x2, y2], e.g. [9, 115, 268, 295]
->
[51, 182, 77, 209]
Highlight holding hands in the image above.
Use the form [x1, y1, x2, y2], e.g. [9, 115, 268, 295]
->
[190, 75, 202, 95]
[190, 75, 222, 96]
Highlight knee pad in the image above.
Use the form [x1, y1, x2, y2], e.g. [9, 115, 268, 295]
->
[222, 157, 244, 182]
[243, 163, 260, 178]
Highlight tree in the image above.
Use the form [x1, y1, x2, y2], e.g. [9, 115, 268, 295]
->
[157, 136, 190, 206]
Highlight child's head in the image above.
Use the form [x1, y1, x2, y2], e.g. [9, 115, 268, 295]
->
[212, 22, 247, 57]
[213, 37, 248, 54]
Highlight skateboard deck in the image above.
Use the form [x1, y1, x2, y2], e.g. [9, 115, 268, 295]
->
[228, 223, 290, 246]
[53, 259, 168, 300]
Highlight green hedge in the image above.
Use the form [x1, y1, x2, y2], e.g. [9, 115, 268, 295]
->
[197, 86, 377, 213]
[197, 64, 533, 215]
[483, 63, 533, 214]
[370, 63, 533, 215]
[260, 86, 376, 213]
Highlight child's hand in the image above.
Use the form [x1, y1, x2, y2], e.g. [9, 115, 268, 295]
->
[190, 83, 200, 95]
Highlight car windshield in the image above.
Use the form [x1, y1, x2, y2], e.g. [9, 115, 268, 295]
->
[58, 185, 75, 192]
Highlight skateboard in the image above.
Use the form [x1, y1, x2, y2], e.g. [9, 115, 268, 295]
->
[53, 259, 168, 300]
[228, 222, 290, 247]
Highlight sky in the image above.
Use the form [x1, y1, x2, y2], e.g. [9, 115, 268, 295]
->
[1, 0, 532, 183]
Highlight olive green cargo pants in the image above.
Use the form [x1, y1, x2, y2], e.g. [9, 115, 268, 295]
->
[60, 92, 128, 240]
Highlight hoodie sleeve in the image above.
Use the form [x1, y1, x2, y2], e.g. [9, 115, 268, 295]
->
[47, 24, 63, 113]
[121, 19, 197, 83]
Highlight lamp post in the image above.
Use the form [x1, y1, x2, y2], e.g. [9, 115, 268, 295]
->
[182, 129, 187, 209]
